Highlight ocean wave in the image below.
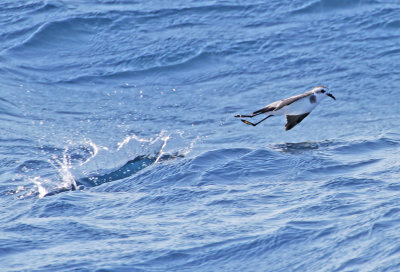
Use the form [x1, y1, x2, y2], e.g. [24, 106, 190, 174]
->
[7, 132, 400, 200]
[62, 51, 220, 84]
[6, 16, 112, 54]
[0, 2, 269, 85]
[291, 0, 377, 14]
[7, 130, 196, 198]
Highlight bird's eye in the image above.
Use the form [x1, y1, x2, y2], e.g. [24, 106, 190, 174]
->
[321, 89, 326, 93]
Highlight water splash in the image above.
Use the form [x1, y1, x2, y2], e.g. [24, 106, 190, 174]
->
[78, 130, 193, 187]
[31, 177, 51, 199]
[117, 129, 171, 163]
[24, 130, 196, 198]
[30, 143, 79, 198]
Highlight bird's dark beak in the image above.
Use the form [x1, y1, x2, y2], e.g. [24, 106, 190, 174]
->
[327, 93, 336, 100]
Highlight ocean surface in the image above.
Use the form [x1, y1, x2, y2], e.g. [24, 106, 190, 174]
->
[1, 0, 400, 271]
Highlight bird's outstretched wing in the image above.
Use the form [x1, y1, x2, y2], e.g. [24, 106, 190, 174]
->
[235, 90, 314, 118]
[235, 104, 276, 118]
[274, 91, 314, 111]
[251, 105, 276, 115]
[285, 112, 310, 131]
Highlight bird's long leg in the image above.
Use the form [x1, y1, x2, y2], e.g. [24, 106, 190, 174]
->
[235, 114, 255, 118]
[240, 115, 273, 126]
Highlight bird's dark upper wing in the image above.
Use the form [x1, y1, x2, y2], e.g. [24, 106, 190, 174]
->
[252, 105, 276, 115]
[274, 91, 314, 111]
[285, 112, 310, 131]
[239, 90, 314, 118]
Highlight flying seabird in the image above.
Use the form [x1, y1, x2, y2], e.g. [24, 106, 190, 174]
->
[235, 86, 336, 130]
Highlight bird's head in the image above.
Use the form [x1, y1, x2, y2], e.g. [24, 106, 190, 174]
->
[313, 86, 336, 101]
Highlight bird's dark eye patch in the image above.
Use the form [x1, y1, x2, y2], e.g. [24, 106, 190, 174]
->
[321, 89, 326, 93]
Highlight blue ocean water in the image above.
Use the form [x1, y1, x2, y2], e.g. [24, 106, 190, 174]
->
[1, 0, 400, 271]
